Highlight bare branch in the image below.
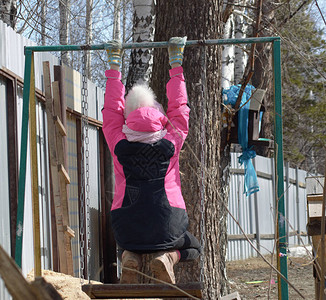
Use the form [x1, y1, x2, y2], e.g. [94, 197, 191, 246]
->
[235, 0, 263, 110]
[222, 0, 235, 23]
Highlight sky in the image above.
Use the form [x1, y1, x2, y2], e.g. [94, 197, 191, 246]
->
[311, 0, 326, 35]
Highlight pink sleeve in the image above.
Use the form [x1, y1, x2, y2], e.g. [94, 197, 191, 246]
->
[102, 69, 126, 153]
[165, 66, 190, 151]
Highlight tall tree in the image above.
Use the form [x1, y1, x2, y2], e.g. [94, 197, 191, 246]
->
[279, 6, 326, 174]
[251, 1, 278, 156]
[59, 0, 70, 65]
[152, 1, 228, 298]
[221, 8, 234, 89]
[40, 0, 46, 45]
[0, 0, 17, 28]
[86, 0, 93, 79]
[113, 0, 121, 39]
[125, 0, 155, 91]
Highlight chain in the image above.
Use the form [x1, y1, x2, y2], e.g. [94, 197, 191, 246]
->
[199, 43, 207, 284]
[80, 50, 90, 282]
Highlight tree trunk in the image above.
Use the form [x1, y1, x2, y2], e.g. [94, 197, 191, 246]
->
[234, 5, 249, 84]
[113, 0, 121, 40]
[152, 1, 228, 298]
[86, 0, 93, 79]
[125, 0, 155, 91]
[221, 12, 235, 89]
[59, 0, 70, 65]
[40, 0, 46, 45]
[0, 0, 17, 29]
[121, 0, 128, 80]
[251, 1, 277, 156]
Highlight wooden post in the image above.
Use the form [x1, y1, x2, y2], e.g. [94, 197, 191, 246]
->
[0, 244, 63, 300]
[42, 62, 73, 275]
[52, 81, 74, 275]
[6, 77, 19, 259]
[54, 66, 67, 168]
[319, 171, 326, 300]
[29, 54, 42, 277]
[0, 244, 38, 299]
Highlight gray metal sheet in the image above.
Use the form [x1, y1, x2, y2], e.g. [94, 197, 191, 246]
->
[1, 18, 105, 284]
[227, 153, 309, 261]
[87, 125, 101, 281]
[0, 75, 12, 300]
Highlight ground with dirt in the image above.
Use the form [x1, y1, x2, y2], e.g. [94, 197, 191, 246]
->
[226, 254, 315, 299]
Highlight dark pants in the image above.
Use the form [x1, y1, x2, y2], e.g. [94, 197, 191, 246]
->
[173, 231, 202, 261]
[118, 231, 202, 262]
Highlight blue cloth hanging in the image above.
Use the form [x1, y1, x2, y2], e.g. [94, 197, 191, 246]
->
[222, 84, 260, 196]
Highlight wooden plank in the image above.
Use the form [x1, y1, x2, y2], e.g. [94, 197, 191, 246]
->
[309, 202, 324, 220]
[0, 67, 45, 102]
[64, 225, 75, 238]
[308, 220, 326, 236]
[0, 244, 63, 300]
[6, 77, 18, 258]
[30, 277, 63, 300]
[312, 235, 326, 278]
[43, 62, 69, 275]
[0, 244, 38, 299]
[82, 283, 203, 299]
[58, 164, 71, 184]
[29, 54, 42, 277]
[52, 80, 74, 276]
[54, 66, 67, 167]
[54, 116, 67, 136]
[308, 195, 324, 202]
[221, 291, 241, 300]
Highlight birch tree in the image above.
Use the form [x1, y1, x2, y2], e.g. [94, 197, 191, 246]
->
[125, 0, 155, 91]
[221, 11, 235, 89]
[112, 0, 121, 39]
[0, 0, 17, 29]
[152, 1, 227, 298]
[234, 3, 250, 84]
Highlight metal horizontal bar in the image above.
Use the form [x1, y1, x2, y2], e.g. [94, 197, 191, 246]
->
[228, 231, 308, 241]
[25, 37, 280, 53]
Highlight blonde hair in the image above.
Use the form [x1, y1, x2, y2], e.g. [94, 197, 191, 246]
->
[124, 84, 157, 118]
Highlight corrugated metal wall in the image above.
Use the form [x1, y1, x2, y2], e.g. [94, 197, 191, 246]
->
[0, 19, 105, 297]
[227, 153, 309, 261]
[87, 125, 102, 281]
[36, 101, 52, 270]
[0, 76, 12, 300]
[67, 115, 80, 277]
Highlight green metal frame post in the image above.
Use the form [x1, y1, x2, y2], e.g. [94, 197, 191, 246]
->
[273, 39, 288, 300]
[16, 37, 288, 299]
[15, 49, 33, 268]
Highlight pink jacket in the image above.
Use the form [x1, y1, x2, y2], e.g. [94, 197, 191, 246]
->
[102, 66, 190, 251]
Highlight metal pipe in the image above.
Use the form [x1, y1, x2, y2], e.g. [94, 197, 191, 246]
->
[295, 167, 300, 245]
[15, 50, 33, 268]
[24, 37, 281, 53]
[285, 161, 289, 245]
[253, 158, 261, 252]
[273, 39, 289, 300]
